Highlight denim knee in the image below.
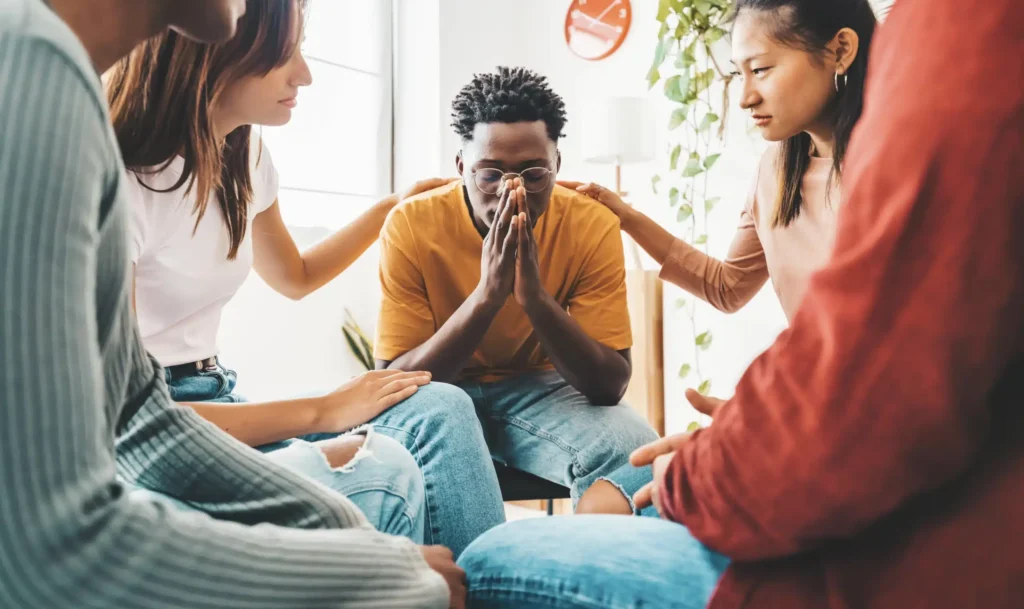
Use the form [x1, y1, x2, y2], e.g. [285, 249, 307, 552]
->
[401, 382, 483, 436]
[265, 429, 426, 540]
[415, 382, 477, 414]
[578, 409, 659, 473]
[354, 431, 426, 530]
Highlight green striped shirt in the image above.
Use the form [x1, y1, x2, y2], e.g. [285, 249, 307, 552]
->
[0, 1, 447, 607]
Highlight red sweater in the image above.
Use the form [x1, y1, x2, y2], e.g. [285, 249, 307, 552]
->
[662, 1, 1024, 608]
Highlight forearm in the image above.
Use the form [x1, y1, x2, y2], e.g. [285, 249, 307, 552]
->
[186, 396, 325, 447]
[619, 208, 678, 266]
[525, 293, 631, 405]
[295, 197, 397, 298]
[385, 288, 501, 383]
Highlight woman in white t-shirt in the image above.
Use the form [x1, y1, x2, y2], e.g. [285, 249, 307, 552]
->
[106, 0, 507, 557]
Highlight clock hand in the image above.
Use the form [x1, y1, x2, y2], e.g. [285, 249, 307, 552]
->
[573, 10, 619, 34]
[594, 0, 622, 22]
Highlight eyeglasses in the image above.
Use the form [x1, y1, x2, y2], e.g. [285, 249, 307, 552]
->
[470, 167, 554, 195]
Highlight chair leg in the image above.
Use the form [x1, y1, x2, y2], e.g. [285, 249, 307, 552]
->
[546, 499, 554, 516]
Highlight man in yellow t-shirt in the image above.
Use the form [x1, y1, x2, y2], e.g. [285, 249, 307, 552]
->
[374, 67, 658, 516]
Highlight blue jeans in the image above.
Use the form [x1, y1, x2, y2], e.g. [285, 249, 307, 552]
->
[162, 367, 425, 542]
[458, 516, 730, 609]
[166, 366, 507, 556]
[458, 371, 660, 514]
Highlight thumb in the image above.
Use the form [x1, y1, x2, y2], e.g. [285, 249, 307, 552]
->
[685, 389, 720, 417]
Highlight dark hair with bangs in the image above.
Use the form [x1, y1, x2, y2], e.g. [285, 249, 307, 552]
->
[107, 0, 306, 259]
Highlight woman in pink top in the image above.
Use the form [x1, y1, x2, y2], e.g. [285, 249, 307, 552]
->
[572, 0, 876, 412]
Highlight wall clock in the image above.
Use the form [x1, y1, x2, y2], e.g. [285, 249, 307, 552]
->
[564, 0, 632, 61]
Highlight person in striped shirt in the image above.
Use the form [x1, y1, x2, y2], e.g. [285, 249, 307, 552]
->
[0, 0, 463, 607]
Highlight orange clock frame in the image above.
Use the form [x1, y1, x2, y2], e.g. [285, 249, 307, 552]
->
[564, 0, 633, 61]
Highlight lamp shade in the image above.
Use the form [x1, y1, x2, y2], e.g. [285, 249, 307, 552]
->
[580, 97, 656, 165]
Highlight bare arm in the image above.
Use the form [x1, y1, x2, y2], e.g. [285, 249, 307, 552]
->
[379, 288, 503, 382]
[173, 371, 430, 448]
[525, 290, 633, 404]
[253, 179, 456, 301]
[184, 398, 321, 446]
[253, 197, 395, 301]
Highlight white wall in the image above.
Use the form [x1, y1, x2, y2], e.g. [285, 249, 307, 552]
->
[394, 0, 786, 433]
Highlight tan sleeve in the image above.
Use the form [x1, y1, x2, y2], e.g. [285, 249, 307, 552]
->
[658, 171, 770, 313]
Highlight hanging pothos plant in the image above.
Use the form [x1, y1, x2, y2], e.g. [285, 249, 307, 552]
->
[649, 0, 735, 431]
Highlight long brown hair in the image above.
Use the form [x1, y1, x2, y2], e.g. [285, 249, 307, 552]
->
[731, 0, 877, 227]
[108, 0, 305, 259]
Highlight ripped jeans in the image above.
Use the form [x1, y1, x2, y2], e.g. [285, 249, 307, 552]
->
[153, 365, 426, 542]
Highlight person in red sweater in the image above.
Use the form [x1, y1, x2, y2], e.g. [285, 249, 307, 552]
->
[456, 0, 1024, 607]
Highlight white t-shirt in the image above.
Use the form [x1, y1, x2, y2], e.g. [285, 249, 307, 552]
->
[129, 139, 280, 367]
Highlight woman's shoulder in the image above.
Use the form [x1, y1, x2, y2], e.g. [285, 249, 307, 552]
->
[756, 143, 782, 183]
[741, 144, 781, 218]
[250, 136, 280, 215]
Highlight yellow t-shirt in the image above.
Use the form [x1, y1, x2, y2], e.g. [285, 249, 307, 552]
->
[375, 181, 632, 382]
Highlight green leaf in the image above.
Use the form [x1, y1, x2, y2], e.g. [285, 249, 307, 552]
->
[656, 0, 673, 22]
[695, 331, 713, 350]
[678, 363, 692, 379]
[669, 187, 680, 207]
[704, 26, 727, 45]
[699, 112, 720, 133]
[698, 379, 713, 395]
[653, 37, 670, 68]
[669, 145, 682, 171]
[682, 154, 704, 178]
[677, 203, 693, 222]
[342, 327, 372, 372]
[687, 421, 703, 432]
[672, 70, 692, 101]
[668, 107, 688, 130]
[695, 234, 708, 245]
[704, 196, 720, 212]
[663, 75, 686, 103]
[682, 39, 698, 67]
[675, 297, 687, 309]
[646, 65, 661, 90]
[703, 153, 721, 170]
[694, 0, 713, 16]
[691, 68, 716, 95]
[651, 175, 662, 194]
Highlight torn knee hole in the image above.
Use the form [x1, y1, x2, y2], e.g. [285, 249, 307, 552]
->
[315, 429, 375, 472]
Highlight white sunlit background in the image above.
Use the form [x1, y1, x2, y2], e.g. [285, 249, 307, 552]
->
[218, 0, 393, 400]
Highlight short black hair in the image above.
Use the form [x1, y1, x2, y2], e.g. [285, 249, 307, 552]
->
[451, 66, 568, 143]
